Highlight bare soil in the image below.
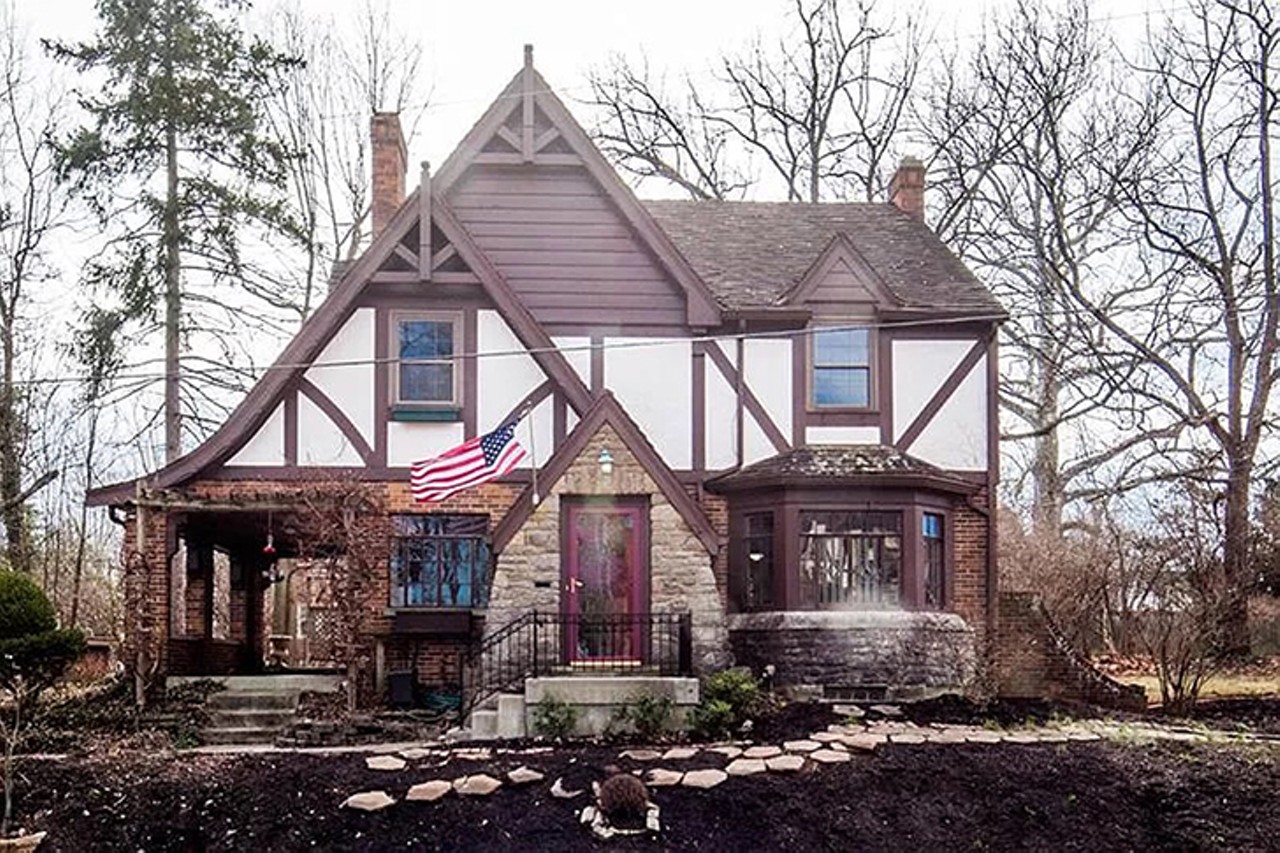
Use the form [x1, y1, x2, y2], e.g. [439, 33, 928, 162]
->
[12, 736, 1279, 852]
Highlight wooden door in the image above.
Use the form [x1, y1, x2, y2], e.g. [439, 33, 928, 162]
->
[563, 500, 647, 664]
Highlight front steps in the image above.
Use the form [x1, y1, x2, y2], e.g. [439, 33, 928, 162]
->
[175, 674, 343, 746]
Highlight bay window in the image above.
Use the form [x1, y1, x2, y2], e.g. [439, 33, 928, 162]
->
[389, 514, 490, 608]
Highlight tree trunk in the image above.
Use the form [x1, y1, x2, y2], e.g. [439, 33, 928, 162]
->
[0, 331, 32, 574]
[1220, 458, 1253, 657]
[70, 395, 101, 627]
[163, 119, 182, 463]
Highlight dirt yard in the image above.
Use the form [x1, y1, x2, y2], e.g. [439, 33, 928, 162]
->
[13, 734, 1279, 851]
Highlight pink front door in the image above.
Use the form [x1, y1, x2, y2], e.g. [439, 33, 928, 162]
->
[563, 500, 647, 663]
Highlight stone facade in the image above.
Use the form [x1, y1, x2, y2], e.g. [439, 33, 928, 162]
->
[727, 610, 977, 700]
[491, 423, 730, 673]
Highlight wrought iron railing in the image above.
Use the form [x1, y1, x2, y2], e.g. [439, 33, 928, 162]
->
[462, 610, 693, 715]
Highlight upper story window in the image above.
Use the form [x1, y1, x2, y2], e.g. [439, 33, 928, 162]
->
[394, 312, 460, 407]
[389, 514, 490, 608]
[810, 327, 872, 408]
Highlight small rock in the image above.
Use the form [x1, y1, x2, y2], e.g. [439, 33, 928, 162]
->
[681, 768, 728, 789]
[661, 746, 698, 761]
[809, 749, 851, 764]
[647, 768, 684, 787]
[646, 802, 661, 832]
[890, 733, 926, 744]
[725, 758, 767, 776]
[620, 749, 663, 762]
[406, 780, 452, 802]
[580, 805, 598, 825]
[870, 704, 902, 717]
[551, 777, 583, 799]
[342, 790, 395, 811]
[507, 766, 545, 785]
[365, 755, 407, 772]
[743, 745, 781, 759]
[766, 754, 806, 773]
[783, 739, 820, 753]
[453, 774, 502, 796]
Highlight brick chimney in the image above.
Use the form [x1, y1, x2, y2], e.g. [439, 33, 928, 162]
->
[889, 156, 926, 221]
[370, 112, 407, 238]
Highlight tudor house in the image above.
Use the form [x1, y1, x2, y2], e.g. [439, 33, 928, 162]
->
[90, 48, 1004, 706]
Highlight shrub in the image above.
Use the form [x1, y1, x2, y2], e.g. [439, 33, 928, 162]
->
[613, 692, 675, 741]
[531, 693, 578, 739]
[598, 772, 648, 824]
[0, 571, 56, 641]
[690, 667, 763, 740]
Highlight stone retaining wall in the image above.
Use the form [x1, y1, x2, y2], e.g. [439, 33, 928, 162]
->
[728, 610, 976, 699]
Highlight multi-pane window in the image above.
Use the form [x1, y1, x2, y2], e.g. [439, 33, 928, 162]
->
[389, 514, 490, 608]
[799, 511, 902, 607]
[811, 327, 871, 407]
[923, 513, 945, 607]
[395, 314, 458, 405]
[741, 512, 775, 610]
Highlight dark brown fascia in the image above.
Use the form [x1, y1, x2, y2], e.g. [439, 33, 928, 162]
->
[493, 391, 721, 557]
[431, 62, 722, 329]
[719, 307, 812, 324]
[704, 470, 983, 496]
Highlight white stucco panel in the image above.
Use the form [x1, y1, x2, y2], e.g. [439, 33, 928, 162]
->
[297, 394, 363, 466]
[743, 338, 792, 443]
[511, 395, 554, 470]
[387, 421, 466, 467]
[892, 339, 974, 442]
[477, 309, 546, 432]
[553, 336, 592, 388]
[806, 426, 881, 445]
[743, 416, 776, 467]
[705, 356, 738, 470]
[908, 354, 988, 471]
[226, 402, 285, 466]
[304, 307, 375, 444]
[605, 337, 691, 469]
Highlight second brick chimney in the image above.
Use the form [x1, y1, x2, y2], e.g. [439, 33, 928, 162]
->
[371, 112, 407, 238]
[889, 156, 926, 222]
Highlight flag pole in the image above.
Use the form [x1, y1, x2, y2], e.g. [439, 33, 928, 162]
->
[526, 405, 539, 507]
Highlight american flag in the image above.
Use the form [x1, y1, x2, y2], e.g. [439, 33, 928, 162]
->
[410, 420, 527, 503]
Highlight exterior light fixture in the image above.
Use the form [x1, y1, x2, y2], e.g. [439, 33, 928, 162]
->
[598, 447, 614, 475]
[748, 551, 765, 563]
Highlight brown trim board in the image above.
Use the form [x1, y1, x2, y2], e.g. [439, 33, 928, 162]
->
[692, 342, 706, 471]
[704, 340, 789, 455]
[296, 378, 375, 465]
[895, 334, 992, 453]
[283, 392, 298, 467]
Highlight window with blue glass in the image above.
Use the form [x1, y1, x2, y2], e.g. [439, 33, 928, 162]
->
[390, 514, 490, 608]
[394, 313, 458, 406]
[810, 327, 872, 407]
[923, 512, 944, 607]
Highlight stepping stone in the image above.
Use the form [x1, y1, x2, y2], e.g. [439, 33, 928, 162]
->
[810, 749, 851, 764]
[343, 790, 395, 811]
[507, 766, 545, 785]
[1036, 732, 1070, 743]
[682, 768, 728, 789]
[766, 754, 806, 773]
[406, 780, 452, 802]
[833, 704, 865, 718]
[1065, 731, 1101, 741]
[365, 756, 407, 771]
[889, 733, 926, 744]
[662, 746, 699, 761]
[784, 740, 821, 753]
[647, 768, 684, 787]
[725, 758, 767, 776]
[811, 731, 843, 743]
[842, 733, 886, 751]
[551, 777, 583, 799]
[453, 774, 502, 796]
[1005, 732, 1041, 744]
[743, 745, 781, 759]
[399, 748, 432, 761]
[965, 731, 1003, 744]
[870, 704, 903, 717]
[708, 745, 742, 759]
[830, 742, 849, 752]
[453, 748, 493, 762]
[620, 749, 663, 762]
[930, 730, 970, 744]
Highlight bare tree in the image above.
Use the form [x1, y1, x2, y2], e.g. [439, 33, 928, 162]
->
[587, 0, 921, 202]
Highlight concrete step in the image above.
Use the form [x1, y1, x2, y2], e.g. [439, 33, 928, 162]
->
[207, 691, 299, 711]
[208, 709, 296, 729]
[200, 726, 282, 746]
[468, 709, 498, 740]
[170, 674, 343, 693]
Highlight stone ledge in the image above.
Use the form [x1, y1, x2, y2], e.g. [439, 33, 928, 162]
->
[727, 610, 972, 632]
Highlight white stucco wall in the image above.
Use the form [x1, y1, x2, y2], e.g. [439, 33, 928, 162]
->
[297, 394, 363, 466]
[743, 417, 775, 466]
[909, 353, 988, 471]
[515, 396, 555, 471]
[705, 350, 738, 470]
[892, 339, 973, 442]
[387, 421, 466, 467]
[605, 337, 691, 469]
[477, 309, 546, 432]
[226, 402, 285, 466]
[743, 337, 792, 446]
[553, 335, 592, 388]
[303, 308, 375, 444]
[806, 426, 881, 445]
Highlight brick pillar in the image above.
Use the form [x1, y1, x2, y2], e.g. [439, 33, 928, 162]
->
[371, 113, 407, 238]
[889, 156, 926, 221]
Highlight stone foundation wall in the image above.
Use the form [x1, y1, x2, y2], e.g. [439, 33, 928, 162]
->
[728, 610, 976, 699]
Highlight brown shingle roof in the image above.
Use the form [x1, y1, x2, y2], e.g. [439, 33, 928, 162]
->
[642, 200, 1003, 315]
[705, 445, 981, 494]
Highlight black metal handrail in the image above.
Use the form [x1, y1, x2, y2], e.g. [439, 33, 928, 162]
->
[462, 610, 693, 716]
